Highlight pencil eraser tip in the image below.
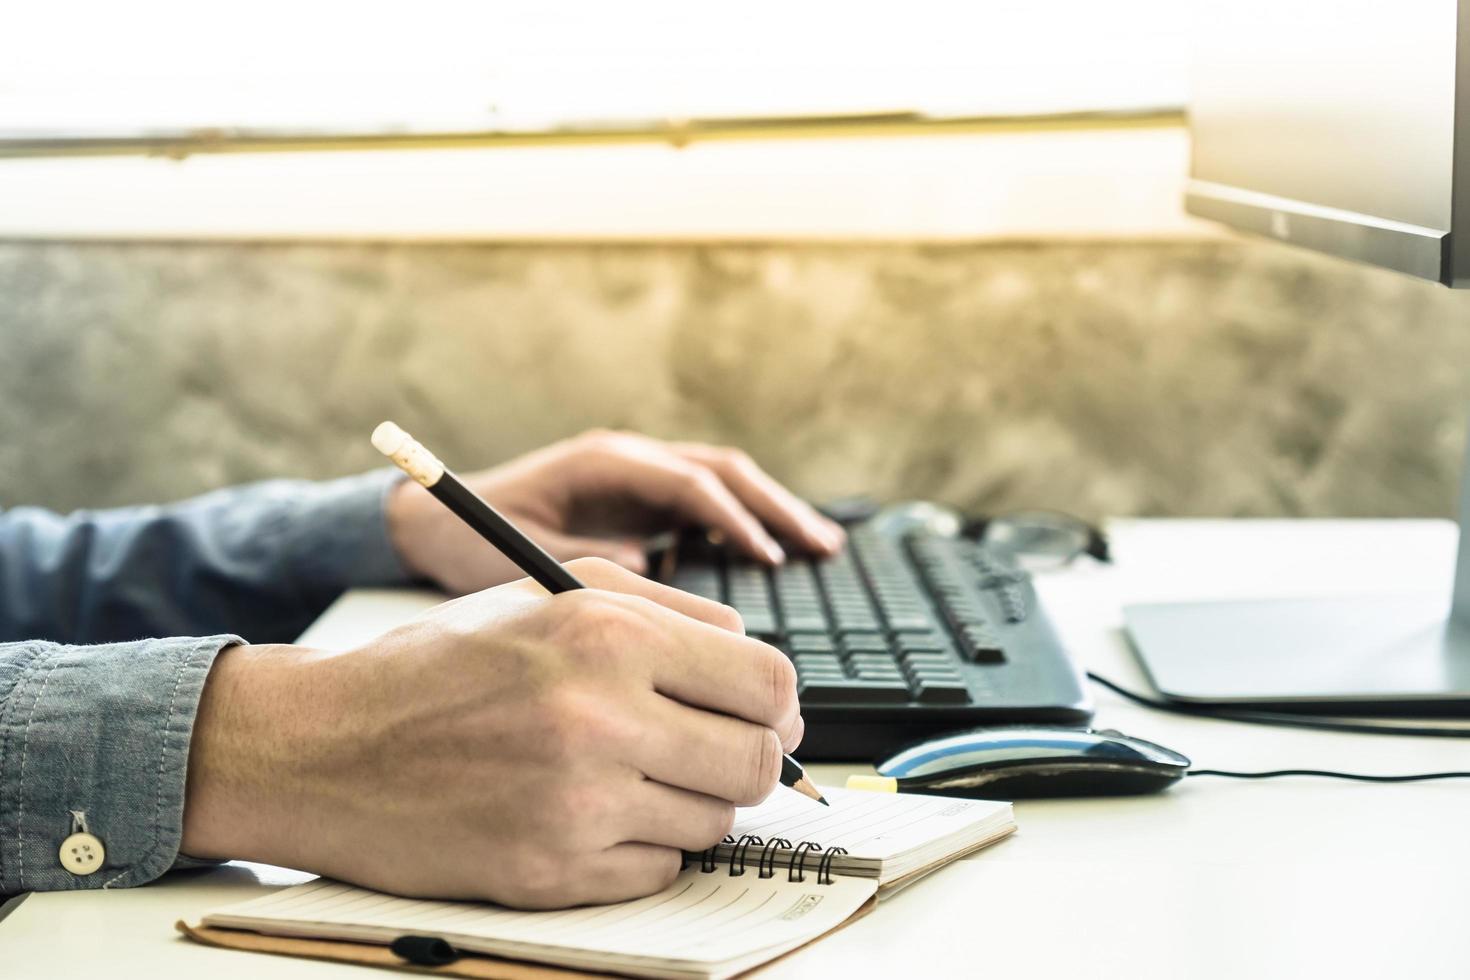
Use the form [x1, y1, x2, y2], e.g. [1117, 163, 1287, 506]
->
[371, 421, 407, 456]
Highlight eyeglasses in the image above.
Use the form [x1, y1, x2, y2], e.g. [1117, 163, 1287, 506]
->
[859, 501, 1112, 572]
[966, 510, 1111, 572]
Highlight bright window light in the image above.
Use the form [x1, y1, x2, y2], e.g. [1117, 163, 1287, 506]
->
[1, 0, 1186, 139]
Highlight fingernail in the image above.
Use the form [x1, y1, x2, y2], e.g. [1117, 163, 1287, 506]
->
[765, 540, 787, 564]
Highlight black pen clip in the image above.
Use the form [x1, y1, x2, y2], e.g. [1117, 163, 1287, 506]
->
[390, 934, 461, 966]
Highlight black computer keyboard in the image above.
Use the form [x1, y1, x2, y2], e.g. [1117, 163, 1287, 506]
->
[655, 521, 1092, 760]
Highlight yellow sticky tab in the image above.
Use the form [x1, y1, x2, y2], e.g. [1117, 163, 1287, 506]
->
[845, 775, 899, 793]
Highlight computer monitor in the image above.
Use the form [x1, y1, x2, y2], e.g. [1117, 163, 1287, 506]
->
[1185, 0, 1467, 287]
[1122, 0, 1470, 713]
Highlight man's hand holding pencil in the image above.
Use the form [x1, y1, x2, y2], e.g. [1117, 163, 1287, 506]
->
[180, 427, 837, 910]
[183, 557, 802, 908]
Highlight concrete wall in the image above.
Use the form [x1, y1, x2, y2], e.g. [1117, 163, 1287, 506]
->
[3, 238, 1468, 520]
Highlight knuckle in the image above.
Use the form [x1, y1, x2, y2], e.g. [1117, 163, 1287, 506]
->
[564, 555, 626, 585]
[575, 428, 639, 459]
[555, 591, 645, 656]
[710, 602, 744, 634]
[734, 726, 782, 806]
[651, 849, 682, 890]
[709, 804, 737, 845]
[549, 592, 606, 651]
[576, 427, 619, 450]
[722, 447, 755, 472]
[758, 644, 799, 721]
[677, 465, 721, 498]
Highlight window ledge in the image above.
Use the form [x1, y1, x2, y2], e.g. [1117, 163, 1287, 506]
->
[0, 127, 1217, 240]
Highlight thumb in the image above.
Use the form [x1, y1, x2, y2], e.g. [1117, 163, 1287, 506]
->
[539, 531, 649, 575]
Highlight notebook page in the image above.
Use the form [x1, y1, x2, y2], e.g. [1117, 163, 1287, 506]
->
[204, 869, 876, 980]
[727, 786, 1010, 866]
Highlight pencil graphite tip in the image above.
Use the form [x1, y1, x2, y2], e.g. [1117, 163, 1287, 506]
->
[791, 774, 828, 807]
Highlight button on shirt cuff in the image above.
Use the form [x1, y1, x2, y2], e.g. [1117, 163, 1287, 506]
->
[0, 634, 240, 893]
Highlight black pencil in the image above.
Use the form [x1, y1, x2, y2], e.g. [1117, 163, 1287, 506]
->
[372, 421, 828, 807]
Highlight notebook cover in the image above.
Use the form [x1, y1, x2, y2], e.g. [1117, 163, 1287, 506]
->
[177, 896, 877, 979]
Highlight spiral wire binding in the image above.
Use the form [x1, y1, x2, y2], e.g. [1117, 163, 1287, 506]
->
[685, 836, 847, 884]
[787, 841, 824, 882]
[758, 838, 794, 879]
[816, 847, 849, 885]
[729, 835, 763, 876]
[689, 835, 738, 872]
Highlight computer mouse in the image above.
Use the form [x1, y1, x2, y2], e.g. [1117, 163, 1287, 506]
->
[874, 725, 1191, 799]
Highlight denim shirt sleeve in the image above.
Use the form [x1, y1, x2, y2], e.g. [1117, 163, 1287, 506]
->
[0, 469, 416, 646]
[0, 634, 237, 893]
[0, 470, 419, 894]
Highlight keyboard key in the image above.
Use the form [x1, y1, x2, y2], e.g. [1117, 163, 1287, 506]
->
[960, 632, 1005, 664]
[800, 679, 912, 703]
[902, 655, 958, 671]
[900, 651, 956, 669]
[997, 586, 1029, 623]
[854, 668, 907, 683]
[783, 612, 832, 633]
[798, 670, 848, 684]
[910, 668, 965, 684]
[847, 648, 896, 661]
[671, 574, 720, 600]
[899, 634, 951, 652]
[739, 611, 778, 636]
[848, 654, 899, 671]
[886, 615, 939, 632]
[914, 680, 972, 704]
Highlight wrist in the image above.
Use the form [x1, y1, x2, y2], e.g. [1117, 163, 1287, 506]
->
[181, 643, 335, 867]
[385, 479, 440, 584]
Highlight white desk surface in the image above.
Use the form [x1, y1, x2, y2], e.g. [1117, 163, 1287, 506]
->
[7, 519, 1470, 979]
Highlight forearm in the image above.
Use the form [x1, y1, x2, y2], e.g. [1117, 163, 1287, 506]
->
[0, 634, 238, 894]
[0, 470, 415, 645]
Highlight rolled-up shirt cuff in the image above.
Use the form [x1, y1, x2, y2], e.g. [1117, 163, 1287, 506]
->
[0, 633, 240, 893]
[281, 469, 419, 594]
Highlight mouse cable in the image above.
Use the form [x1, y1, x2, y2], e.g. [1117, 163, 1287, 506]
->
[1087, 673, 1470, 781]
[1186, 768, 1470, 782]
[1086, 671, 1470, 739]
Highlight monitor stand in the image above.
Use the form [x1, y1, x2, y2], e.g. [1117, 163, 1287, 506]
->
[1122, 436, 1470, 716]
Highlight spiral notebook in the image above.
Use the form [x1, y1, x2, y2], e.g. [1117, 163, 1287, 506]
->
[188, 788, 1014, 979]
